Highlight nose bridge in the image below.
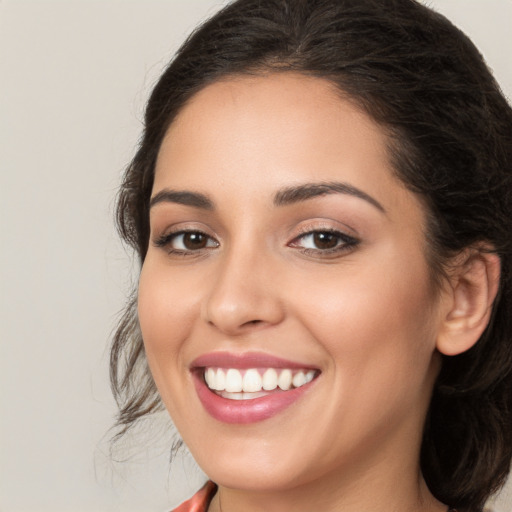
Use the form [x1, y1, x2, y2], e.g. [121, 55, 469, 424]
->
[203, 235, 284, 334]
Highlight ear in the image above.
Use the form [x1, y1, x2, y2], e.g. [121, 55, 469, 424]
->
[436, 248, 501, 356]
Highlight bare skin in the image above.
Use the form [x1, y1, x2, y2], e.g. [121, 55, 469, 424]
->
[139, 73, 499, 512]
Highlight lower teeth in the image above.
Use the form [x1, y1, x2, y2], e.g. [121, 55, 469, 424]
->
[217, 390, 273, 400]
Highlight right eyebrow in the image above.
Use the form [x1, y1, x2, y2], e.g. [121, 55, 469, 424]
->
[149, 189, 215, 210]
[273, 181, 386, 213]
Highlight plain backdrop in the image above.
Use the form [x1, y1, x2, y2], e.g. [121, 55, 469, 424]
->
[1, 1, 511, 511]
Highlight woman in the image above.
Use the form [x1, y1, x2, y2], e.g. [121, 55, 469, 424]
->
[110, 1, 512, 511]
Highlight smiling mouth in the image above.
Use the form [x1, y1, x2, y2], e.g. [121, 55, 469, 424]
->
[191, 352, 321, 422]
[204, 367, 317, 400]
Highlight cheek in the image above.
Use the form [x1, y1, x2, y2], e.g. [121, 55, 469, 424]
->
[137, 261, 211, 426]
[287, 249, 439, 391]
[137, 261, 199, 378]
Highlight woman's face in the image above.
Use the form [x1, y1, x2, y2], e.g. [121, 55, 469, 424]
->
[138, 73, 445, 491]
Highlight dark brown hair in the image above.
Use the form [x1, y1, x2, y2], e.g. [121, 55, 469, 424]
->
[111, 1, 512, 510]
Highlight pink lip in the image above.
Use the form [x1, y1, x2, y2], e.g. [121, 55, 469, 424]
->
[190, 351, 319, 424]
[190, 351, 318, 370]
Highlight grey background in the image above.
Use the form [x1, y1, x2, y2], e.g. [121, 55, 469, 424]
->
[1, 1, 511, 511]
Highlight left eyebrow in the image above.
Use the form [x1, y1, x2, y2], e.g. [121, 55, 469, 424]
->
[273, 181, 386, 213]
[149, 189, 215, 210]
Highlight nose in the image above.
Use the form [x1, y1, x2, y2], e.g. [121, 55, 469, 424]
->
[202, 245, 285, 336]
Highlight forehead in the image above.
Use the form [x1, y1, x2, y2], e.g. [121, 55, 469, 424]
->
[153, 72, 412, 215]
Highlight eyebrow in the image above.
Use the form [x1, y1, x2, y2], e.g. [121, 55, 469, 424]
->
[149, 181, 385, 213]
[149, 189, 214, 210]
[273, 181, 385, 212]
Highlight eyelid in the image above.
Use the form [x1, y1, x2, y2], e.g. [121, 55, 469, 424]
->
[289, 229, 358, 246]
[152, 224, 220, 255]
[157, 230, 218, 246]
[152, 220, 217, 241]
[289, 218, 358, 240]
[287, 221, 360, 257]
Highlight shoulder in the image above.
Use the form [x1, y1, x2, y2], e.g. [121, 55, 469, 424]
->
[170, 481, 218, 512]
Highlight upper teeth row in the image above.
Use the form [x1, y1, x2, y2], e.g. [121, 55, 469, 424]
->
[204, 368, 315, 393]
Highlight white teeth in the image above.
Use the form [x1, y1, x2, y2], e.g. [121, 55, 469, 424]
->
[262, 368, 278, 390]
[220, 391, 268, 400]
[278, 369, 293, 390]
[242, 369, 262, 392]
[225, 368, 243, 392]
[215, 369, 226, 391]
[223, 392, 245, 401]
[292, 371, 306, 388]
[206, 368, 216, 388]
[203, 367, 317, 394]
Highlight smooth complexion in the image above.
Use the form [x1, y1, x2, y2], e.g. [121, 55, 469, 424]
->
[138, 73, 454, 512]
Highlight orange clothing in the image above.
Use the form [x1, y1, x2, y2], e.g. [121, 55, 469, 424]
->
[171, 481, 217, 512]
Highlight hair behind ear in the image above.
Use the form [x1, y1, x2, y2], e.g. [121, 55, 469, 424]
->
[422, 249, 511, 511]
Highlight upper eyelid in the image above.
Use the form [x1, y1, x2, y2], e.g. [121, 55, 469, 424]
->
[294, 226, 350, 236]
[153, 227, 219, 249]
[290, 228, 359, 244]
[290, 219, 359, 239]
[288, 230, 360, 258]
[152, 222, 219, 239]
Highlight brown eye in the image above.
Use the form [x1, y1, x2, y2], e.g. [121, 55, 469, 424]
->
[154, 230, 219, 253]
[182, 232, 209, 250]
[312, 232, 338, 249]
[289, 229, 359, 256]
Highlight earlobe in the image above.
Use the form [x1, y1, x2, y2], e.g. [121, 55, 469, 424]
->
[436, 248, 501, 356]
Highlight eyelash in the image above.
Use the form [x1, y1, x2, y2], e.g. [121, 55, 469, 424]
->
[289, 229, 360, 257]
[154, 230, 219, 256]
[153, 228, 360, 258]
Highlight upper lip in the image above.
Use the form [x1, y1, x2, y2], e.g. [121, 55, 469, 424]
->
[190, 351, 319, 370]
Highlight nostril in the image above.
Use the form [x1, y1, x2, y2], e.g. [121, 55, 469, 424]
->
[203, 283, 285, 333]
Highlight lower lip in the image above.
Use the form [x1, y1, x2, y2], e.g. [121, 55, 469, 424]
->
[192, 372, 316, 424]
